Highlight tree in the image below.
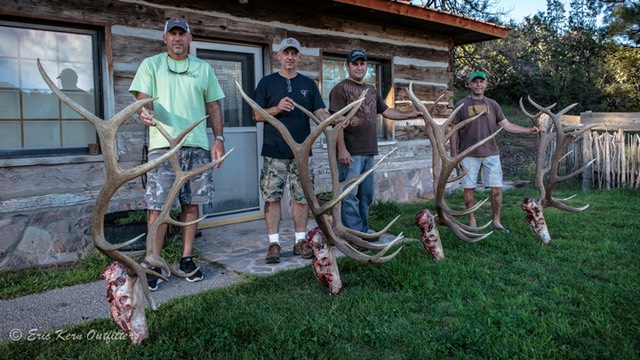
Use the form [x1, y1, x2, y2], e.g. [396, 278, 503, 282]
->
[409, 0, 508, 21]
[601, 0, 639, 46]
[601, 46, 640, 111]
[451, 0, 636, 112]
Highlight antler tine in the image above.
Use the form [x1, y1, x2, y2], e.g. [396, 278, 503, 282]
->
[359, 214, 400, 238]
[547, 198, 590, 212]
[440, 196, 490, 217]
[103, 233, 148, 252]
[339, 229, 407, 253]
[447, 165, 471, 183]
[428, 93, 446, 116]
[437, 211, 493, 243]
[453, 218, 493, 232]
[524, 96, 557, 123]
[303, 98, 364, 149]
[408, 82, 435, 123]
[294, 90, 366, 130]
[142, 108, 208, 148]
[519, 97, 550, 128]
[37, 59, 103, 126]
[313, 212, 408, 262]
[334, 233, 407, 263]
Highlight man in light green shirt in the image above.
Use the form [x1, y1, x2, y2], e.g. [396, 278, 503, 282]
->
[129, 17, 225, 290]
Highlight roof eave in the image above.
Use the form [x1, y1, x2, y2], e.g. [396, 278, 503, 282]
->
[332, 0, 511, 45]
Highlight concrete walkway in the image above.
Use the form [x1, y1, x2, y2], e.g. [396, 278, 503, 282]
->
[0, 218, 325, 342]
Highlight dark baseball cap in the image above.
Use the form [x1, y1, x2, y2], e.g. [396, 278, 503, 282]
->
[346, 49, 367, 63]
[164, 17, 190, 33]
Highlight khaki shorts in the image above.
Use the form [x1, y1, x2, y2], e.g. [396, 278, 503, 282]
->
[260, 157, 313, 203]
[145, 148, 214, 210]
[460, 155, 503, 189]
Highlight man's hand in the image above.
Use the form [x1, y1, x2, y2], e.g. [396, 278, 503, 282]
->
[140, 108, 157, 126]
[277, 97, 295, 114]
[212, 141, 225, 169]
[338, 147, 352, 166]
[332, 115, 348, 126]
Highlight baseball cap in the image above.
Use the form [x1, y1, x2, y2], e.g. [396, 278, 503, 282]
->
[469, 71, 487, 81]
[57, 68, 77, 80]
[164, 17, 190, 33]
[346, 49, 367, 63]
[278, 38, 301, 53]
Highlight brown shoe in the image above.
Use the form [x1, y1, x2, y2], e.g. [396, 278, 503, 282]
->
[266, 243, 281, 263]
[293, 241, 313, 259]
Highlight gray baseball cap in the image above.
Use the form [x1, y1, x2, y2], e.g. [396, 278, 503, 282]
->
[278, 37, 301, 52]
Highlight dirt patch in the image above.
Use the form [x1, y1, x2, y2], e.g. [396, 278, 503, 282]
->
[497, 131, 538, 180]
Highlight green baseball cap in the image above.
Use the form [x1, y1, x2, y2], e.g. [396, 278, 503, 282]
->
[469, 71, 487, 81]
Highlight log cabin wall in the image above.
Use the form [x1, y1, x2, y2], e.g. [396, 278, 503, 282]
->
[0, 0, 501, 271]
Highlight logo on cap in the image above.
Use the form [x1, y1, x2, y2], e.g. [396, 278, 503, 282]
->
[347, 49, 367, 63]
[164, 18, 190, 33]
[278, 38, 301, 53]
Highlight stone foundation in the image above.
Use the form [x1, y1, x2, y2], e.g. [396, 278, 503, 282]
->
[0, 200, 142, 272]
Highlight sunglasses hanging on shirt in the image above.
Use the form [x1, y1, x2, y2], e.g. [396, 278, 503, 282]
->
[167, 55, 190, 75]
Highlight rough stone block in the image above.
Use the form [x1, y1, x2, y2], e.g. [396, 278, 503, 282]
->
[17, 226, 52, 253]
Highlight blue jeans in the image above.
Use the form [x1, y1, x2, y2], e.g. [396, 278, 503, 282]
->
[338, 155, 375, 233]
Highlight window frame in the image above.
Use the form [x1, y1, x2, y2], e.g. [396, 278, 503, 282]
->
[320, 54, 393, 141]
[0, 18, 104, 159]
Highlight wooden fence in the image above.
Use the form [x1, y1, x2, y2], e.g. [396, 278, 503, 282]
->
[551, 112, 640, 190]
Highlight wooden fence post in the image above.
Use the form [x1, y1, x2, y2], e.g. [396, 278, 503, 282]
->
[582, 130, 593, 191]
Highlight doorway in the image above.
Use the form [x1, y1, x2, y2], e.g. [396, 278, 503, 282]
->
[191, 41, 264, 226]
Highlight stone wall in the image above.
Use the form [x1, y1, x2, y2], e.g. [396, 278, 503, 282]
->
[0, 200, 142, 272]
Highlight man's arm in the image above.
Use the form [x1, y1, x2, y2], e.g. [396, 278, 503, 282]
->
[498, 118, 539, 135]
[206, 100, 225, 168]
[313, 108, 332, 122]
[450, 130, 459, 158]
[336, 126, 351, 166]
[381, 108, 421, 121]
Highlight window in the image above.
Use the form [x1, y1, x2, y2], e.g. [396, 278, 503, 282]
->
[0, 20, 102, 158]
[321, 56, 387, 139]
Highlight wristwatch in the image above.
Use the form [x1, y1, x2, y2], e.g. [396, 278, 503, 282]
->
[215, 135, 225, 142]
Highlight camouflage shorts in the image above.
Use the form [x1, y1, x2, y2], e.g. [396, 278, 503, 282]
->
[260, 157, 314, 203]
[145, 148, 214, 210]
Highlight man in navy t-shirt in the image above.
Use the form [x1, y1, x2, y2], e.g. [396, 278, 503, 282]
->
[253, 37, 330, 264]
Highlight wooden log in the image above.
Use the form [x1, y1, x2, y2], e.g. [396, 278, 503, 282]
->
[635, 135, 640, 189]
[631, 135, 636, 188]
[619, 129, 625, 187]
[595, 133, 603, 190]
[580, 112, 640, 131]
[582, 130, 593, 191]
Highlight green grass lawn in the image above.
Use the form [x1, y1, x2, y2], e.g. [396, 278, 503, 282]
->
[1, 188, 639, 359]
[0, 235, 187, 300]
